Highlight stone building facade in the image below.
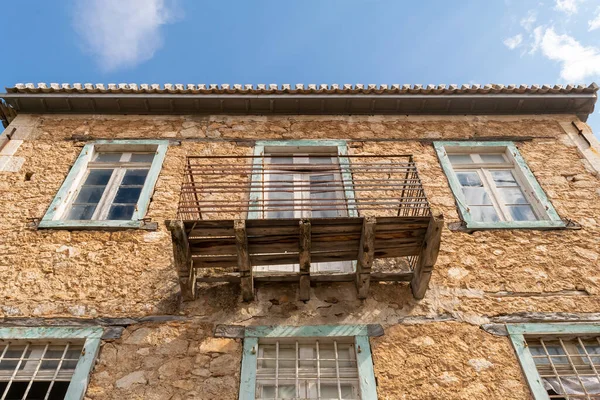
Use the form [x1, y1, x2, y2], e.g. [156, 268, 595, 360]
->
[0, 82, 599, 400]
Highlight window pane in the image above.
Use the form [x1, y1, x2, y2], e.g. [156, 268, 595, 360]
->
[479, 153, 506, 163]
[498, 187, 529, 205]
[113, 187, 143, 204]
[310, 155, 335, 165]
[107, 205, 135, 220]
[266, 173, 294, 219]
[462, 187, 493, 205]
[93, 153, 122, 162]
[84, 169, 113, 185]
[67, 205, 97, 220]
[448, 154, 473, 164]
[321, 383, 357, 399]
[130, 153, 155, 163]
[122, 169, 149, 185]
[470, 206, 500, 222]
[508, 205, 537, 221]
[490, 170, 518, 187]
[456, 172, 483, 187]
[74, 186, 106, 204]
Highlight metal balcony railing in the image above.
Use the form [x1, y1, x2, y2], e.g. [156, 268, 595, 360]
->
[177, 154, 431, 220]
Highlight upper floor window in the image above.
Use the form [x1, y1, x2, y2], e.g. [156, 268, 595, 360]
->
[0, 327, 102, 400]
[39, 140, 168, 230]
[434, 141, 564, 230]
[250, 141, 356, 275]
[508, 324, 600, 399]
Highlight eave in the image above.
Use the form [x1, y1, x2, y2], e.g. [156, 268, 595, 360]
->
[0, 83, 597, 121]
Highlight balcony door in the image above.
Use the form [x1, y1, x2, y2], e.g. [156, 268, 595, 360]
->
[252, 145, 354, 274]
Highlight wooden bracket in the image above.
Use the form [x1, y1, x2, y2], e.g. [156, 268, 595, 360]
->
[356, 216, 376, 299]
[299, 219, 311, 301]
[167, 220, 196, 301]
[235, 219, 254, 301]
[410, 215, 443, 299]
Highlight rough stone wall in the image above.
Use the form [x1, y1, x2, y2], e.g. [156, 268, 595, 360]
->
[86, 321, 241, 400]
[0, 112, 599, 399]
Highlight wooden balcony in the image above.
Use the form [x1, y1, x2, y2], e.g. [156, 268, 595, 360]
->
[167, 153, 443, 301]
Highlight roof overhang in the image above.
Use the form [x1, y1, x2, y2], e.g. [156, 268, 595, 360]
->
[1, 83, 597, 122]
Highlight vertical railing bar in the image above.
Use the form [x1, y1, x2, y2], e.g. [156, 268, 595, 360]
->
[22, 343, 50, 399]
[334, 341, 342, 400]
[296, 341, 299, 399]
[275, 341, 279, 399]
[316, 340, 321, 400]
[44, 343, 70, 400]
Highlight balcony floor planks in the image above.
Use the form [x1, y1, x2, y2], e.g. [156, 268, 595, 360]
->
[180, 216, 430, 269]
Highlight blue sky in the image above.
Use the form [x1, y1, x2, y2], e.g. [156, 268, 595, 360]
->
[1, 0, 600, 135]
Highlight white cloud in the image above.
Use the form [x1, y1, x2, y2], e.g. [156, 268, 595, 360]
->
[520, 10, 537, 31]
[504, 34, 524, 50]
[554, 0, 580, 15]
[73, 0, 181, 71]
[537, 27, 600, 81]
[589, 8, 600, 31]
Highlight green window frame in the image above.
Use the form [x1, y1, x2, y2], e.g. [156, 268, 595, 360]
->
[508, 323, 600, 400]
[239, 325, 378, 400]
[434, 141, 565, 230]
[38, 140, 169, 230]
[0, 326, 103, 400]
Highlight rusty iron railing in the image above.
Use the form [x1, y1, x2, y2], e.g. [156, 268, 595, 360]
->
[177, 154, 431, 221]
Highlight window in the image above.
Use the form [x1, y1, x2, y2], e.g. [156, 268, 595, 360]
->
[39, 140, 168, 230]
[0, 327, 102, 400]
[434, 141, 564, 229]
[250, 141, 356, 274]
[239, 325, 378, 400]
[508, 324, 600, 400]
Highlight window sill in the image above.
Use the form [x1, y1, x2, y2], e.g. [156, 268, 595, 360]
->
[449, 220, 575, 232]
[37, 220, 158, 231]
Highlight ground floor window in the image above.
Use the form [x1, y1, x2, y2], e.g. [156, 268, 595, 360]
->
[0, 327, 102, 400]
[239, 325, 378, 400]
[508, 323, 600, 399]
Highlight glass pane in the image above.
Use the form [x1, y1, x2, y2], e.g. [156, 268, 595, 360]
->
[278, 346, 296, 369]
[498, 188, 529, 205]
[462, 187, 493, 205]
[448, 154, 473, 164]
[107, 205, 135, 220]
[278, 385, 296, 398]
[266, 173, 294, 219]
[310, 174, 341, 218]
[581, 343, 600, 364]
[470, 206, 500, 222]
[114, 187, 142, 204]
[310, 155, 335, 165]
[508, 205, 537, 221]
[122, 169, 149, 185]
[269, 156, 293, 165]
[84, 169, 113, 185]
[456, 172, 483, 187]
[479, 153, 506, 163]
[94, 153, 123, 162]
[130, 153, 155, 163]
[321, 383, 356, 399]
[490, 170, 518, 187]
[74, 186, 106, 204]
[67, 205, 97, 220]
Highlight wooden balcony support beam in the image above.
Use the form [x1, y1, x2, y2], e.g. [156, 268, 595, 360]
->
[167, 220, 196, 301]
[299, 219, 311, 301]
[235, 219, 254, 301]
[410, 215, 443, 299]
[356, 216, 376, 299]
